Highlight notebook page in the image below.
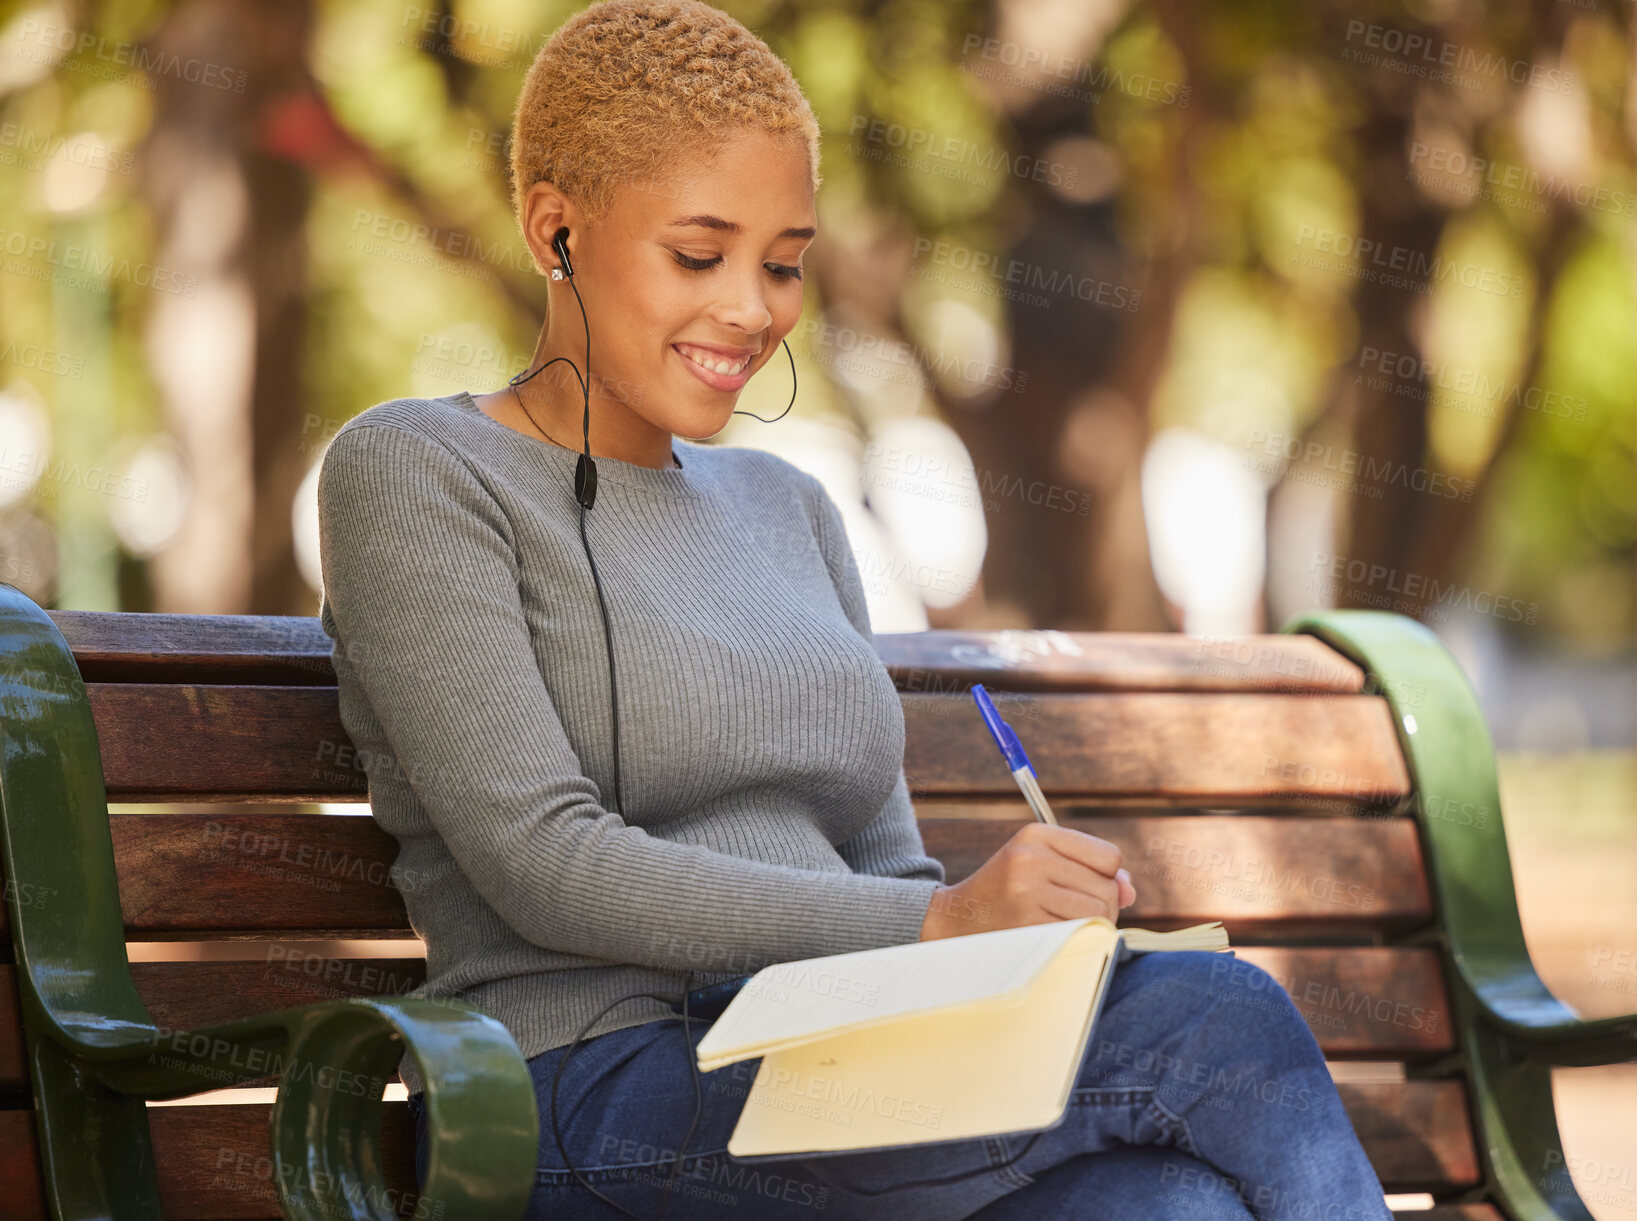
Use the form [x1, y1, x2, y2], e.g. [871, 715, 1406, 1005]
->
[696, 916, 1107, 1070]
[725, 921, 1119, 1156]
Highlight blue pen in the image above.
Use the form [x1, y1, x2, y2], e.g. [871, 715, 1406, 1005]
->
[971, 683, 1059, 826]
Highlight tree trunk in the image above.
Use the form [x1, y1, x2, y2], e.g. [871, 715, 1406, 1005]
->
[139, 0, 313, 614]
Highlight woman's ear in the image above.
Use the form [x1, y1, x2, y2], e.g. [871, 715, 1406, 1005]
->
[520, 181, 575, 277]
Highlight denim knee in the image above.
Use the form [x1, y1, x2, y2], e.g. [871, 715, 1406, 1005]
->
[1192, 955, 1315, 1036]
[1136, 951, 1302, 1022]
[1086, 951, 1326, 1086]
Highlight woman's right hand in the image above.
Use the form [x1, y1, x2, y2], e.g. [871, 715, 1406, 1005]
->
[918, 821, 1137, 942]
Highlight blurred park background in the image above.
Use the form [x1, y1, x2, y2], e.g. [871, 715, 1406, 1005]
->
[0, 0, 1632, 1206]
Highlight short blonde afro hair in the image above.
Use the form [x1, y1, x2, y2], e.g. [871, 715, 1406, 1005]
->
[510, 0, 822, 233]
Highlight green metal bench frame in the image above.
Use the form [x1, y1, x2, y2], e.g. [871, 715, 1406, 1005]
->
[1287, 610, 1637, 1220]
[0, 585, 537, 1220]
[1, 579, 1631, 1218]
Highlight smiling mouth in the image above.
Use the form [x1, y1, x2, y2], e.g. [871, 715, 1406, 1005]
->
[673, 342, 755, 376]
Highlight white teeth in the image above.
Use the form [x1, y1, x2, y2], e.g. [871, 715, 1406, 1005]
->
[677, 344, 750, 376]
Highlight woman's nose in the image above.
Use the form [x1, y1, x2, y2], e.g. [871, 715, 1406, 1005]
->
[711, 274, 775, 333]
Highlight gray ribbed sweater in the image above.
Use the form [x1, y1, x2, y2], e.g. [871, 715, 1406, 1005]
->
[315, 391, 945, 1096]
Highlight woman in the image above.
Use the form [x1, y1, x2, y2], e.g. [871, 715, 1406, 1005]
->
[315, 2, 1395, 1217]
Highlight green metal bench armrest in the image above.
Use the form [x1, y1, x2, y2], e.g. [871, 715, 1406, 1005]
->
[29, 994, 537, 1220]
[1287, 610, 1630, 1220]
[1284, 610, 1636, 1058]
[0, 583, 537, 1219]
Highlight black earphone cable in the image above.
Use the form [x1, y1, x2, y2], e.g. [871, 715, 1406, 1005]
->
[549, 975, 701, 1221]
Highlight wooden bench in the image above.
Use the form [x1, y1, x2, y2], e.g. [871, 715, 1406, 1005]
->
[1, 582, 1629, 1218]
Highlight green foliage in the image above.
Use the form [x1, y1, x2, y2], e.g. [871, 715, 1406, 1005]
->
[0, 0, 1629, 647]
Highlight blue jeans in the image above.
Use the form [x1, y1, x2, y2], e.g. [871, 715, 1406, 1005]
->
[407, 951, 1393, 1219]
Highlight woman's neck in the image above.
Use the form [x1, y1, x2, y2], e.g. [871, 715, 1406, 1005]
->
[500, 323, 678, 469]
[467, 382, 679, 470]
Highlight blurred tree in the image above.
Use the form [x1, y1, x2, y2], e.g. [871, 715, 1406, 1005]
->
[0, 0, 1630, 650]
[138, 0, 315, 613]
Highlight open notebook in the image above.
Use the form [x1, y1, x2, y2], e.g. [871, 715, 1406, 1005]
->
[694, 917, 1230, 1160]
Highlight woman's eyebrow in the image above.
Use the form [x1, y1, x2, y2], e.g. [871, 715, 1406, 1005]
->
[667, 213, 816, 240]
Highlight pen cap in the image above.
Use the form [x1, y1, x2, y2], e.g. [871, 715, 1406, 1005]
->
[971, 683, 1034, 773]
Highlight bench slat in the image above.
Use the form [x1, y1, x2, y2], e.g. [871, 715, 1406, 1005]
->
[88, 684, 361, 801]
[113, 949, 1451, 1056]
[879, 631, 1366, 693]
[924, 815, 1431, 936]
[903, 693, 1410, 802]
[48, 612, 1366, 695]
[0, 947, 1451, 1095]
[48, 609, 336, 687]
[0, 1080, 1477, 1217]
[0, 813, 1429, 941]
[80, 685, 1411, 805]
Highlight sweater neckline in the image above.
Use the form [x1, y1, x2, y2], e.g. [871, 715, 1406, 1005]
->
[448, 390, 701, 497]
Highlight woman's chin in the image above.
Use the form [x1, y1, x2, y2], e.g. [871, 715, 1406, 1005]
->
[662, 400, 739, 441]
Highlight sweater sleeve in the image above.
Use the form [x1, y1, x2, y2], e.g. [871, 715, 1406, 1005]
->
[801, 471, 947, 888]
[317, 423, 940, 973]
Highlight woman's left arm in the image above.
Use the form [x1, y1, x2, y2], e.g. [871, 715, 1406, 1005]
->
[801, 470, 947, 887]
[836, 771, 946, 884]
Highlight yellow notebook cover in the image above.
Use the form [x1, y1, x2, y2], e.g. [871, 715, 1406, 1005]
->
[693, 918, 1229, 1160]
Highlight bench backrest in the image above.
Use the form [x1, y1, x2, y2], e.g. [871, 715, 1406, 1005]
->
[0, 610, 1487, 1217]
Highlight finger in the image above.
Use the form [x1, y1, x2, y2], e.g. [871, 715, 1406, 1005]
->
[1037, 879, 1116, 923]
[1116, 868, 1136, 909]
[1040, 851, 1127, 906]
[1038, 827, 1123, 878]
